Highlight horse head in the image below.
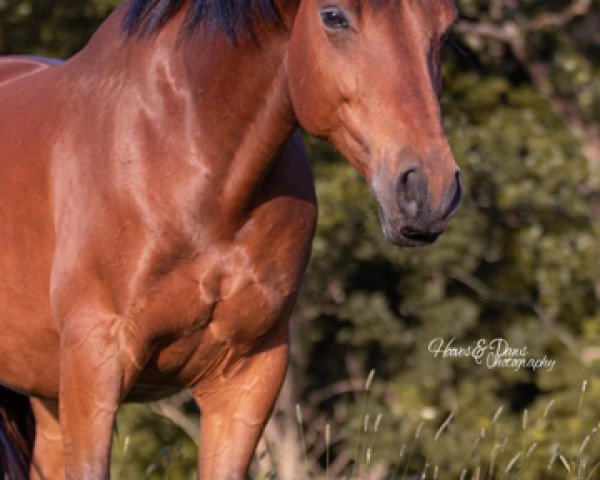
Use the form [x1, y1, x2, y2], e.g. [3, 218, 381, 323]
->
[286, 0, 461, 246]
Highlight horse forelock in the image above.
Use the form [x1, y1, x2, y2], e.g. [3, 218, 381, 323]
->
[123, 0, 280, 39]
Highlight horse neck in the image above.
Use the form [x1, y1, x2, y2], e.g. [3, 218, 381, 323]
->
[181, 28, 297, 217]
[76, 4, 299, 222]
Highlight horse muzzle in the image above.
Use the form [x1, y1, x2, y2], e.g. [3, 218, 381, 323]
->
[376, 166, 462, 247]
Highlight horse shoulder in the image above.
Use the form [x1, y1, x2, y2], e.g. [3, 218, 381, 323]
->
[201, 131, 317, 345]
[123, 132, 318, 388]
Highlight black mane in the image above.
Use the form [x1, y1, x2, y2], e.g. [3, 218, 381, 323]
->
[123, 0, 280, 39]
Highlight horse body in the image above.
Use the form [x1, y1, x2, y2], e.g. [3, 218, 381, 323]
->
[0, 57, 61, 398]
[1, 6, 316, 477]
[0, 0, 460, 478]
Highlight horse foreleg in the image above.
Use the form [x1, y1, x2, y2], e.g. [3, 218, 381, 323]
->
[30, 398, 64, 480]
[193, 331, 289, 480]
[58, 316, 140, 480]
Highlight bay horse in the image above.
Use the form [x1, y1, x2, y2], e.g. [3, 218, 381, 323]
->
[0, 0, 460, 478]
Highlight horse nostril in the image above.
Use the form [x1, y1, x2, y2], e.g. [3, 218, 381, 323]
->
[396, 167, 427, 219]
[442, 171, 462, 220]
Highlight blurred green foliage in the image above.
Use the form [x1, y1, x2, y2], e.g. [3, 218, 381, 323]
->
[112, 405, 197, 480]
[0, 0, 120, 57]
[1, 0, 599, 478]
[294, 1, 600, 477]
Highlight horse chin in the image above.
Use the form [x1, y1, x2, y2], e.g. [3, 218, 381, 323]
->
[381, 226, 440, 247]
[385, 229, 441, 247]
[378, 208, 442, 248]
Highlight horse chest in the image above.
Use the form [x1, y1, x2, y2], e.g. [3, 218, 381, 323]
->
[130, 260, 299, 396]
[137, 193, 316, 387]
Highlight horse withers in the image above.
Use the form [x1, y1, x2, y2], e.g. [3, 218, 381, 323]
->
[0, 0, 460, 478]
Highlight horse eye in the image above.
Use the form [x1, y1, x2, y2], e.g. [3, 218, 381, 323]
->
[320, 7, 351, 30]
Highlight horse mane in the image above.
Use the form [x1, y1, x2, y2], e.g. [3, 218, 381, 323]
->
[123, 0, 280, 39]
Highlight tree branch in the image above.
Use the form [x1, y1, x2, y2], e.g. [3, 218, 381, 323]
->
[530, 0, 593, 30]
[453, 0, 600, 164]
[151, 395, 199, 446]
